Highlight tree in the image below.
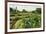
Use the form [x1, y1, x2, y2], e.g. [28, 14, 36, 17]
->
[10, 8, 13, 12]
[32, 11, 35, 13]
[36, 8, 41, 14]
[22, 9, 27, 13]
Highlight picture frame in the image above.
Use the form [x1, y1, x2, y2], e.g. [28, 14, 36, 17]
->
[5, 0, 45, 34]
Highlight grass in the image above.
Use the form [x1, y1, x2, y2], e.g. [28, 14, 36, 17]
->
[10, 12, 41, 29]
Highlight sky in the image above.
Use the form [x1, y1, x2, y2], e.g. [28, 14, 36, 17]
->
[9, 3, 41, 11]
